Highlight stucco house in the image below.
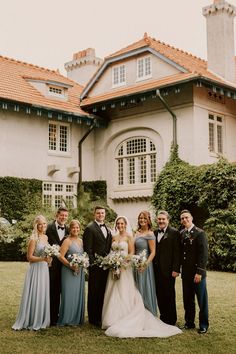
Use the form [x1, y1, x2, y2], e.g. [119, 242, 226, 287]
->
[1, 0, 236, 225]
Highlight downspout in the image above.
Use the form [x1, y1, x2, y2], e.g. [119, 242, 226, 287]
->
[78, 119, 97, 192]
[156, 89, 177, 147]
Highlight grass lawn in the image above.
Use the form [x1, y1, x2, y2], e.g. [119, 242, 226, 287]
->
[0, 262, 235, 354]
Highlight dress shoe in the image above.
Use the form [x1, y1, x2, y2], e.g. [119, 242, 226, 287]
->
[198, 328, 207, 334]
[89, 321, 101, 327]
[182, 323, 195, 329]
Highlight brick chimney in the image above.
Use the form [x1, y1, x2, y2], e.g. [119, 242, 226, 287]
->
[203, 0, 236, 83]
[65, 48, 103, 86]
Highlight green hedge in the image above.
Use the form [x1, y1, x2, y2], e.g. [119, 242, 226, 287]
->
[0, 176, 42, 222]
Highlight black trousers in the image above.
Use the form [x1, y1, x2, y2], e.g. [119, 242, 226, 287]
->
[87, 266, 109, 325]
[49, 259, 62, 325]
[154, 268, 177, 325]
[182, 277, 209, 330]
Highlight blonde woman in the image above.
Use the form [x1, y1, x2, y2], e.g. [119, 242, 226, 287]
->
[12, 215, 51, 330]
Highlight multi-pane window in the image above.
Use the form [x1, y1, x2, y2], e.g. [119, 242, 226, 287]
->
[208, 114, 223, 154]
[42, 183, 76, 209]
[112, 65, 126, 87]
[48, 86, 64, 97]
[116, 137, 157, 185]
[43, 194, 52, 208]
[48, 122, 70, 153]
[137, 56, 152, 80]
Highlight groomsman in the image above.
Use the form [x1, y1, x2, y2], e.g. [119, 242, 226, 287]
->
[180, 210, 209, 334]
[83, 206, 112, 327]
[153, 210, 181, 325]
[46, 206, 69, 325]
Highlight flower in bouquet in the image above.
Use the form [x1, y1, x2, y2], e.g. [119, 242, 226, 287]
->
[43, 244, 60, 267]
[68, 252, 90, 276]
[131, 250, 148, 271]
[95, 250, 130, 280]
[44, 244, 60, 257]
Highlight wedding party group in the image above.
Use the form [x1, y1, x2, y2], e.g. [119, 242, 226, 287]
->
[12, 205, 209, 338]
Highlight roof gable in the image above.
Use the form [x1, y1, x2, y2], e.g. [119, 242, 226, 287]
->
[0, 55, 87, 116]
[80, 33, 235, 105]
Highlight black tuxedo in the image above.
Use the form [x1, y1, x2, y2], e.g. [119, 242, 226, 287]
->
[153, 225, 180, 325]
[46, 221, 69, 325]
[181, 225, 209, 330]
[83, 221, 112, 326]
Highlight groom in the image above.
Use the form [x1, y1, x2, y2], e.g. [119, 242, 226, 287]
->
[83, 206, 112, 327]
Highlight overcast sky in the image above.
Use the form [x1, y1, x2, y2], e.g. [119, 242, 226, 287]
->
[1, 0, 236, 75]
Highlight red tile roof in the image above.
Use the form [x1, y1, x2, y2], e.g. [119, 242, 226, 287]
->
[81, 34, 235, 107]
[0, 55, 88, 116]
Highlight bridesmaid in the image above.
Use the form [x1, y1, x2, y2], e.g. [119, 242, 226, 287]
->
[57, 220, 85, 326]
[134, 211, 157, 316]
[12, 215, 51, 330]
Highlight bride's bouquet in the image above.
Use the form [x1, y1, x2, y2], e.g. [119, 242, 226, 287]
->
[68, 252, 90, 276]
[131, 250, 148, 271]
[95, 251, 130, 280]
[44, 244, 60, 266]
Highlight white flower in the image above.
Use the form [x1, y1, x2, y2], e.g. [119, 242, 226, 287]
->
[44, 244, 60, 257]
[95, 250, 130, 280]
[131, 250, 148, 270]
[68, 252, 90, 275]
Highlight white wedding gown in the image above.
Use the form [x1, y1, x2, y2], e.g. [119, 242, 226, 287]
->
[102, 241, 182, 338]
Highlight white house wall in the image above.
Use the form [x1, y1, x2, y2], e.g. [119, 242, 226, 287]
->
[0, 110, 82, 185]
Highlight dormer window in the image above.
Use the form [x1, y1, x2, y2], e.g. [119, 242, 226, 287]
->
[137, 56, 152, 81]
[48, 85, 64, 97]
[25, 78, 71, 100]
[112, 64, 126, 87]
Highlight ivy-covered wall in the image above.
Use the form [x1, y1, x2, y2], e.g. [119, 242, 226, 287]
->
[82, 180, 107, 201]
[152, 146, 236, 272]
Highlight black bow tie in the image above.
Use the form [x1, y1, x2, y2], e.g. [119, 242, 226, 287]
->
[58, 226, 65, 230]
[99, 224, 105, 228]
[158, 229, 164, 233]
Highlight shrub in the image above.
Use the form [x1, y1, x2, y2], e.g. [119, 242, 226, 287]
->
[204, 204, 236, 272]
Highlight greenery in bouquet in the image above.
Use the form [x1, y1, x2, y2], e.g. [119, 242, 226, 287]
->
[131, 250, 148, 271]
[68, 252, 90, 275]
[95, 250, 130, 280]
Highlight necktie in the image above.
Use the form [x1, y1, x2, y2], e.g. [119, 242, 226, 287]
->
[100, 224, 105, 227]
[157, 229, 164, 243]
[58, 226, 65, 230]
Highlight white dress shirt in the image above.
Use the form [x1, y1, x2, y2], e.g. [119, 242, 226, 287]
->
[55, 221, 66, 241]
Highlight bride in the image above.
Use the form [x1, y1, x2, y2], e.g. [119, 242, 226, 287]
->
[102, 216, 182, 338]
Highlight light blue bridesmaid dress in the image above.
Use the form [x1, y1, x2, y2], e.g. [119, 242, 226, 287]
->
[12, 241, 50, 330]
[134, 234, 158, 316]
[57, 241, 85, 326]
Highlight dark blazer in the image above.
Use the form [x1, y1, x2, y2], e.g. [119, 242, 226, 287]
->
[46, 221, 69, 272]
[83, 221, 112, 265]
[46, 221, 69, 247]
[153, 225, 181, 277]
[180, 225, 208, 279]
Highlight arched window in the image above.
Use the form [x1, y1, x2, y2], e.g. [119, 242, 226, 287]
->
[116, 137, 157, 186]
